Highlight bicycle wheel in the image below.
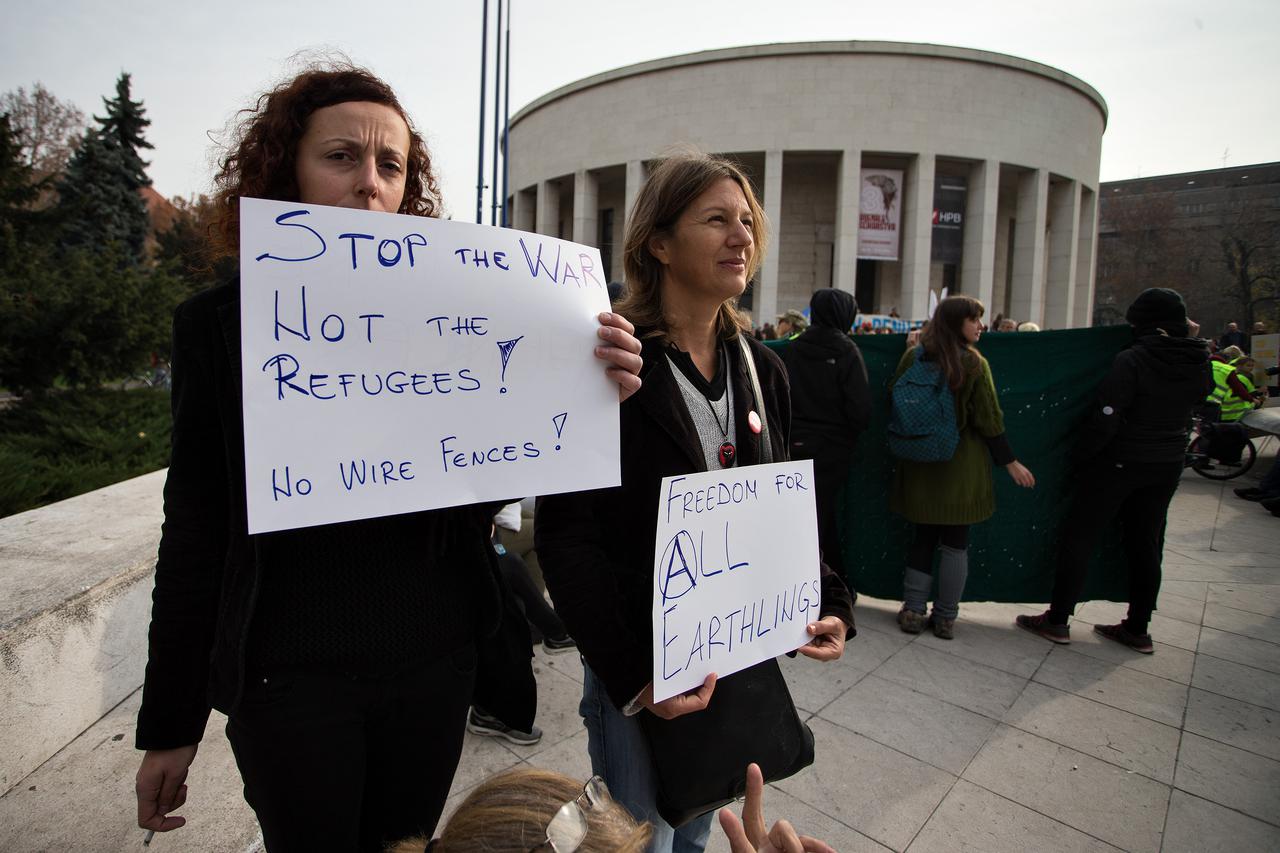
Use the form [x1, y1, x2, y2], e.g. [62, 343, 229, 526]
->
[1189, 436, 1257, 480]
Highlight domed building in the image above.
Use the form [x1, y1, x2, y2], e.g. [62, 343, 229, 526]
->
[505, 41, 1107, 328]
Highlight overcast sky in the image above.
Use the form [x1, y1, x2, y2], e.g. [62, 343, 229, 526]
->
[3, 0, 1276, 217]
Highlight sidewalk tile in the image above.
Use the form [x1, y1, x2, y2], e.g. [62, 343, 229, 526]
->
[1164, 562, 1277, 583]
[1207, 582, 1280, 619]
[1197, 626, 1280, 675]
[1162, 789, 1280, 853]
[495, 663, 587, 759]
[525, 729, 593, 782]
[907, 779, 1119, 853]
[1148, 592, 1205, 626]
[1192, 655, 1280, 710]
[962, 725, 1168, 853]
[1202, 602, 1280, 645]
[447, 731, 522, 793]
[1174, 732, 1280, 824]
[781, 648, 867, 714]
[1161, 580, 1208, 601]
[1033, 647, 1188, 727]
[704, 785, 891, 853]
[819, 673, 996, 774]
[772, 717, 955, 851]
[874, 643, 1026, 720]
[1002, 682, 1180, 783]
[914, 616, 1052, 679]
[1061, 627, 1195, 684]
[1184, 687, 1280, 762]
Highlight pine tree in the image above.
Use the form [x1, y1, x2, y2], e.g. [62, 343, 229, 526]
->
[54, 72, 152, 261]
[55, 129, 149, 259]
[0, 112, 41, 239]
[95, 72, 151, 189]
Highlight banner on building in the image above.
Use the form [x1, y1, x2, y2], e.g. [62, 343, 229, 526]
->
[931, 175, 967, 264]
[857, 168, 903, 261]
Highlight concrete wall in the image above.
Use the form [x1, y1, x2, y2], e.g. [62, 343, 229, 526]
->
[0, 471, 164, 794]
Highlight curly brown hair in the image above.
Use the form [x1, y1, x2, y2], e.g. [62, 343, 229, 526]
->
[209, 62, 442, 258]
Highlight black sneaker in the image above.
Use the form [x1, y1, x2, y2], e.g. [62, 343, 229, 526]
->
[1094, 623, 1154, 654]
[467, 707, 543, 746]
[1016, 612, 1070, 644]
[542, 634, 577, 654]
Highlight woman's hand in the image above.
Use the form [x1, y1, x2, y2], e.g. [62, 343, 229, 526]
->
[1006, 461, 1036, 488]
[718, 763, 836, 853]
[595, 312, 643, 402]
[640, 673, 717, 720]
[136, 745, 198, 833]
[795, 616, 847, 661]
[906, 329, 921, 348]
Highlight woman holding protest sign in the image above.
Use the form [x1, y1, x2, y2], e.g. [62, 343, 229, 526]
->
[889, 295, 1036, 640]
[535, 150, 854, 852]
[132, 62, 643, 852]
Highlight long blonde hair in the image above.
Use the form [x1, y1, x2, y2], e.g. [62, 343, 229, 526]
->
[615, 149, 767, 340]
[391, 768, 651, 853]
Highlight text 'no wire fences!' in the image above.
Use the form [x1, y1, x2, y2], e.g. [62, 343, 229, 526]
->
[652, 460, 821, 702]
[240, 198, 620, 534]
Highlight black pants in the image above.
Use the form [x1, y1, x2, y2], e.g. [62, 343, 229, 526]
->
[790, 438, 853, 577]
[497, 549, 567, 640]
[1049, 458, 1183, 627]
[226, 644, 476, 853]
[474, 565, 539, 731]
[907, 523, 970, 571]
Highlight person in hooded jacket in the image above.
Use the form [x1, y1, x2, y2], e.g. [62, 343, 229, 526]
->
[780, 288, 871, 579]
[1017, 288, 1213, 653]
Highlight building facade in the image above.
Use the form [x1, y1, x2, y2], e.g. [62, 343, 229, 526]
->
[505, 41, 1107, 327]
[1095, 162, 1280, 336]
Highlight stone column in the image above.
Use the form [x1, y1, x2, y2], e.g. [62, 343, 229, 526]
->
[623, 160, 646, 236]
[899, 152, 935, 320]
[510, 187, 530, 232]
[961, 159, 999, 309]
[1044, 179, 1081, 329]
[572, 169, 598, 247]
[1074, 186, 1099, 328]
[1009, 168, 1049, 326]
[757, 150, 784, 324]
[832, 148, 861, 295]
[537, 179, 560, 238]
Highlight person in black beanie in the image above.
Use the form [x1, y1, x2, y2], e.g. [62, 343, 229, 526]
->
[780, 288, 871, 579]
[1017, 288, 1213, 652]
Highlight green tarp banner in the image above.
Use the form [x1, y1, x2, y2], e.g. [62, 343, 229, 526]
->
[769, 325, 1137, 603]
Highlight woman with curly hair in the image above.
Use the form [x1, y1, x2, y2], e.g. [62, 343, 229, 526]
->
[132, 62, 642, 852]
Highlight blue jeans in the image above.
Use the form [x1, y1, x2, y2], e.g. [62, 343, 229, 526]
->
[580, 664, 714, 853]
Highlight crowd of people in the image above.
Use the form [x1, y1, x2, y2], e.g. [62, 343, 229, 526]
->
[132, 59, 1275, 853]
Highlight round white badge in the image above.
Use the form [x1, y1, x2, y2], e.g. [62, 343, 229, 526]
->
[747, 411, 762, 434]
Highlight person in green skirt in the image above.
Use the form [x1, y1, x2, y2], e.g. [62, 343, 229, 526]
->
[890, 296, 1036, 639]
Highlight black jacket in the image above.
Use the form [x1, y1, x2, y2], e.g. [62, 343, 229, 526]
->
[1074, 333, 1213, 464]
[780, 293, 870, 450]
[136, 283, 500, 750]
[535, 334, 856, 709]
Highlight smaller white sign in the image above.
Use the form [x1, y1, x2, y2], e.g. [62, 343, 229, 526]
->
[651, 460, 820, 702]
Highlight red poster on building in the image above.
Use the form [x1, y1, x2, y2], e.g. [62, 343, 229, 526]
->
[858, 168, 903, 261]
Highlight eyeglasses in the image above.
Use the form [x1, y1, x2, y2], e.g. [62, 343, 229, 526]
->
[530, 775, 612, 853]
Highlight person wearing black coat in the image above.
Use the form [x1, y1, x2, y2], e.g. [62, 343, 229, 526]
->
[1018, 288, 1213, 653]
[780, 288, 870, 578]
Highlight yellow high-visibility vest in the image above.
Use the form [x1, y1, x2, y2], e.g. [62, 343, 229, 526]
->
[1206, 359, 1256, 422]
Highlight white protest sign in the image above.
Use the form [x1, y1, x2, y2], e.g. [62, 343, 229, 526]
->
[239, 197, 619, 534]
[651, 460, 820, 702]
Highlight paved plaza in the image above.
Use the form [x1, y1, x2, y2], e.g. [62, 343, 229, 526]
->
[1, 454, 1278, 851]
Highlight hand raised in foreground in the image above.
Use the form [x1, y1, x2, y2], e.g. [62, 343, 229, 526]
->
[594, 312, 643, 402]
[719, 763, 835, 853]
[640, 673, 717, 720]
[796, 615, 847, 661]
[136, 745, 198, 833]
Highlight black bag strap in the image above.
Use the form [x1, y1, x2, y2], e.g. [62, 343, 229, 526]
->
[738, 335, 772, 464]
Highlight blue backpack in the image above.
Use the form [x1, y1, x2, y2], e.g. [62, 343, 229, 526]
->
[888, 346, 960, 462]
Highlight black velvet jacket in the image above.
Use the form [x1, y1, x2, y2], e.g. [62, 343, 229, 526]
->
[135, 282, 500, 750]
[535, 334, 856, 710]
